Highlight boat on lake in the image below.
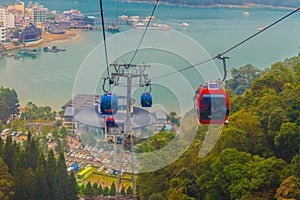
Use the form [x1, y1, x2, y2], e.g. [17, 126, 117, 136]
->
[243, 11, 250, 16]
[257, 26, 264, 31]
[181, 22, 190, 27]
[52, 46, 66, 51]
[19, 48, 38, 57]
[44, 47, 59, 52]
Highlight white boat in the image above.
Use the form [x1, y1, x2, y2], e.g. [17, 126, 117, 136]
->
[118, 15, 128, 20]
[142, 15, 155, 22]
[134, 22, 144, 27]
[181, 22, 190, 27]
[145, 15, 155, 20]
[130, 16, 140, 22]
[257, 26, 264, 31]
[243, 11, 250, 16]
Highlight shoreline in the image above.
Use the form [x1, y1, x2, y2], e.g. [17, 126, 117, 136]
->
[5, 29, 79, 50]
[41, 29, 79, 45]
[123, 1, 296, 10]
[6, 2, 294, 50]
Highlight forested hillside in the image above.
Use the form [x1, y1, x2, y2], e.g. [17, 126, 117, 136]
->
[136, 53, 300, 200]
[135, 0, 299, 7]
[0, 133, 78, 200]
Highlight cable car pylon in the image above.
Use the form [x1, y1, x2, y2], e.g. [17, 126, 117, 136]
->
[108, 63, 151, 199]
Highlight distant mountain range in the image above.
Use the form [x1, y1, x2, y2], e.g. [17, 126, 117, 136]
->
[130, 0, 299, 8]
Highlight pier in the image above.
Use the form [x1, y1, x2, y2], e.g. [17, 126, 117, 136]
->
[69, 25, 120, 32]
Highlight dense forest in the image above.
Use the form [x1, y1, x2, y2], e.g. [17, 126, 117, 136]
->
[136, 53, 300, 199]
[0, 132, 78, 200]
[132, 0, 299, 7]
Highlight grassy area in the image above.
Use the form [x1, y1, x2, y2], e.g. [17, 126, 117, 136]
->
[78, 167, 133, 188]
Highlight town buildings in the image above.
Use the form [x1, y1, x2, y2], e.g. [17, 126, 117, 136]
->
[0, 1, 48, 45]
[0, 6, 8, 42]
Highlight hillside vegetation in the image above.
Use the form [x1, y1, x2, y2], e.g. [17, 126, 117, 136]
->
[136, 53, 300, 200]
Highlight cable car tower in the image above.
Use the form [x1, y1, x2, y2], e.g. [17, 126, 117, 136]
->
[108, 62, 151, 199]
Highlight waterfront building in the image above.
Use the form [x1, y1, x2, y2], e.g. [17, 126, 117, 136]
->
[7, 12, 15, 28]
[26, 2, 34, 24]
[0, 7, 8, 27]
[33, 3, 47, 25]
[62, 10, 84, 21]
[0, 7, 8, 42]
[13, 24, 42, 43]
[0, 25, 6, 42]
[7, 1, 25, 15]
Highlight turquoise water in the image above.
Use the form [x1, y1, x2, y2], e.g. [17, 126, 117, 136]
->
[1, 0, 300, 111]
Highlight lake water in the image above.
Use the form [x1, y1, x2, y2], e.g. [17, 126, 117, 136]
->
[1, 0, 300, 112]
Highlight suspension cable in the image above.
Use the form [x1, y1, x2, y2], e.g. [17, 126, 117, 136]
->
[128, 0, 160, 65]
[152, 7, 300, 80]
[218, 7, 300, 57]
[99, 0, 110, 77]
[152, 57, 215, 79]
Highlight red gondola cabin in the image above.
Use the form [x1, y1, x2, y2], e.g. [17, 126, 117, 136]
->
[106, 117, 116, 128]
[194, 82, 230, 124]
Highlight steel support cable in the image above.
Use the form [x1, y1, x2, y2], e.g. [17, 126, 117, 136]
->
[152, 7, 300, 80]
[99, 0, 110, 77]
[128, 0, 160, 65]
[217, 7, 300, 57]
[142, 3, 175, 62]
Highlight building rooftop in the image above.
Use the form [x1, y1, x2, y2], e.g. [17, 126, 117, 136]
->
[61, 94, 135, 110]
[74, 105, 156, 129]
[156, 109, 167, 120]
[61, 94, 99, 110]
[64, 106, 75, 117]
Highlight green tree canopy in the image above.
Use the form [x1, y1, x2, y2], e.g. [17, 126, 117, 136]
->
[0, 87, 20, 122]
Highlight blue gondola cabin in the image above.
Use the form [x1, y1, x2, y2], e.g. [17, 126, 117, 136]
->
[100, 93, 118, 115]
[140, 93, 152, 107]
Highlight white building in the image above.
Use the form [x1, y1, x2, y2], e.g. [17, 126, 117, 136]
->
[0, 7, 8, 42]
[26, 3, 47, 25]
[7, 13, 15, 28]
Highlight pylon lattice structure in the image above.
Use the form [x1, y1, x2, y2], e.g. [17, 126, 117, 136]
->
[108, 63, 151, 199]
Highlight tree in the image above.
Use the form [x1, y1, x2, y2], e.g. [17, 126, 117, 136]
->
[109, 182, 116, 197]
[92, 182, 99, 196]
[103, 186, 109, 197]
[13, 156, 26, 200]
[98, 184, 103, 196]
[227, 64, 261, 95]
[275, 122, 300, 162]
[167, 111, 180, 127]
[121, 187, 126, 196]
[201, 148, 288, 200]
[127, 186, 133, 195]
[275, 176, 300, 200]
[84, 182, 94, 198]
[290, 155, 300, 178]
[228, 109, 269, 155]
[33, 166, 49, 200]
[56, 151, 69, 200]
[4, 134, 14, 173]
[66, 171, 78, 200]
[46, 150, 56, 200]
[0, 157, 14, 199]
[0, 120, 3, 132]
[60, 126, 68, 135]
[0, 87, 20, 122]
[23, 168, 35, 200]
